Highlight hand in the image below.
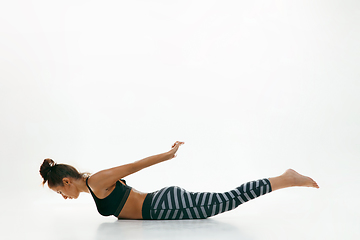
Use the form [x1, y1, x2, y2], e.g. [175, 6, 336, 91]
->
[168, 141, 185, 159]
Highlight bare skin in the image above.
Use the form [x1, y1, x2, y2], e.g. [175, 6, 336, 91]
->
[50, 142, 185, 201]
[269, 169, 319, 191]
[51, 168, 319, 220]
[48, 142, 319, 220]
[86, 178, 147, 219]
[50, 177, 89, 200]
[116, 188, 147, 219]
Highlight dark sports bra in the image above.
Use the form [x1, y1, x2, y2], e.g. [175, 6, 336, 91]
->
[86, 177, 132, 217]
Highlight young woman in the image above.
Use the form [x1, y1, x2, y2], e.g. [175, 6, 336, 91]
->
[39, 141, 319, 220]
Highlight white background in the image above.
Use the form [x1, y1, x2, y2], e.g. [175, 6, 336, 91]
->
[1, 1, 359, 239]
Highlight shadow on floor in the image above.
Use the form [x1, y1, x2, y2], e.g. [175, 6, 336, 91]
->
[95, 218, 253, 240]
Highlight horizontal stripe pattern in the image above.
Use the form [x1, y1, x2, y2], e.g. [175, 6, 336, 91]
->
[149, 179, 272, 220]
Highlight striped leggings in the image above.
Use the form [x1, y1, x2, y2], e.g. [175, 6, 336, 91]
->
[142, 178, 272, 220]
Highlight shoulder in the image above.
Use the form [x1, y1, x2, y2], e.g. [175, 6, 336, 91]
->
[87, 171, 106, 188]
[87, 174, 116, 198]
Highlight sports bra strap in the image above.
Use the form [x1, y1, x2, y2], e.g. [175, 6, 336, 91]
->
[85, 177, 95, 194]
[85, 177, 127, 193]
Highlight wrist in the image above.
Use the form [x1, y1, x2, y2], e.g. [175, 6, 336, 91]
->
[163, 151, 173, 161]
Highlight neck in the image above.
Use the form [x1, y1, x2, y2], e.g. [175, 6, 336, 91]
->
[74, 177, 90, 193]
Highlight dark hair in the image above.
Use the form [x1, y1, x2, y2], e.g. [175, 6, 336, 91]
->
[39, 158, 90, 187]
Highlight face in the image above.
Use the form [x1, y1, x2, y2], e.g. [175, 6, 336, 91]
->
[50, 178, 80, 200]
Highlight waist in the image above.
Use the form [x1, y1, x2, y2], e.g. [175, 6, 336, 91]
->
[116, 189, 147, 219]
[141, 192, 156, 220]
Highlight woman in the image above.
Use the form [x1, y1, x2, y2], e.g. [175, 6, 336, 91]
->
[39, 141, 319, 220]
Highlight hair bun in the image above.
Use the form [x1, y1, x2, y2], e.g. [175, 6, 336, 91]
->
[39, 158, 56, 184]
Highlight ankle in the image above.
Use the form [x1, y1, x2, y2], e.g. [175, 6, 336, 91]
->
[268, 175, 290, 191]
[282, 172, 296, 187]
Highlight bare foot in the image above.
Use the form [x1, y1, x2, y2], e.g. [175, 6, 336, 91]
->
[283, 169, 319, 188]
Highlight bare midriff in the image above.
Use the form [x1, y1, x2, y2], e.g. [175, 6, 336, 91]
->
[117, 188, 147, 219]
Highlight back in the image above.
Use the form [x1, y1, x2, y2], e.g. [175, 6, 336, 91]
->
[86, 177, 132, 217]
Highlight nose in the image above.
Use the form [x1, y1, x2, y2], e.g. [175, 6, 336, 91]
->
[62, 195, 68, 200]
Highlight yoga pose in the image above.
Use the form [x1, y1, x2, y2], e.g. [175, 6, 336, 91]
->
[39, 141, 319, 220]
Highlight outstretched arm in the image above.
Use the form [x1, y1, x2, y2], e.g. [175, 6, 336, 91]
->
[89, 141, 184, 190]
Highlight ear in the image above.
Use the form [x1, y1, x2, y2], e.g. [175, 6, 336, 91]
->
[62, 177, 71, 186]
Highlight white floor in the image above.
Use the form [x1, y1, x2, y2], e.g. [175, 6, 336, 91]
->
[1, 1, 360, 240]
[2, 183, 359, 240]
